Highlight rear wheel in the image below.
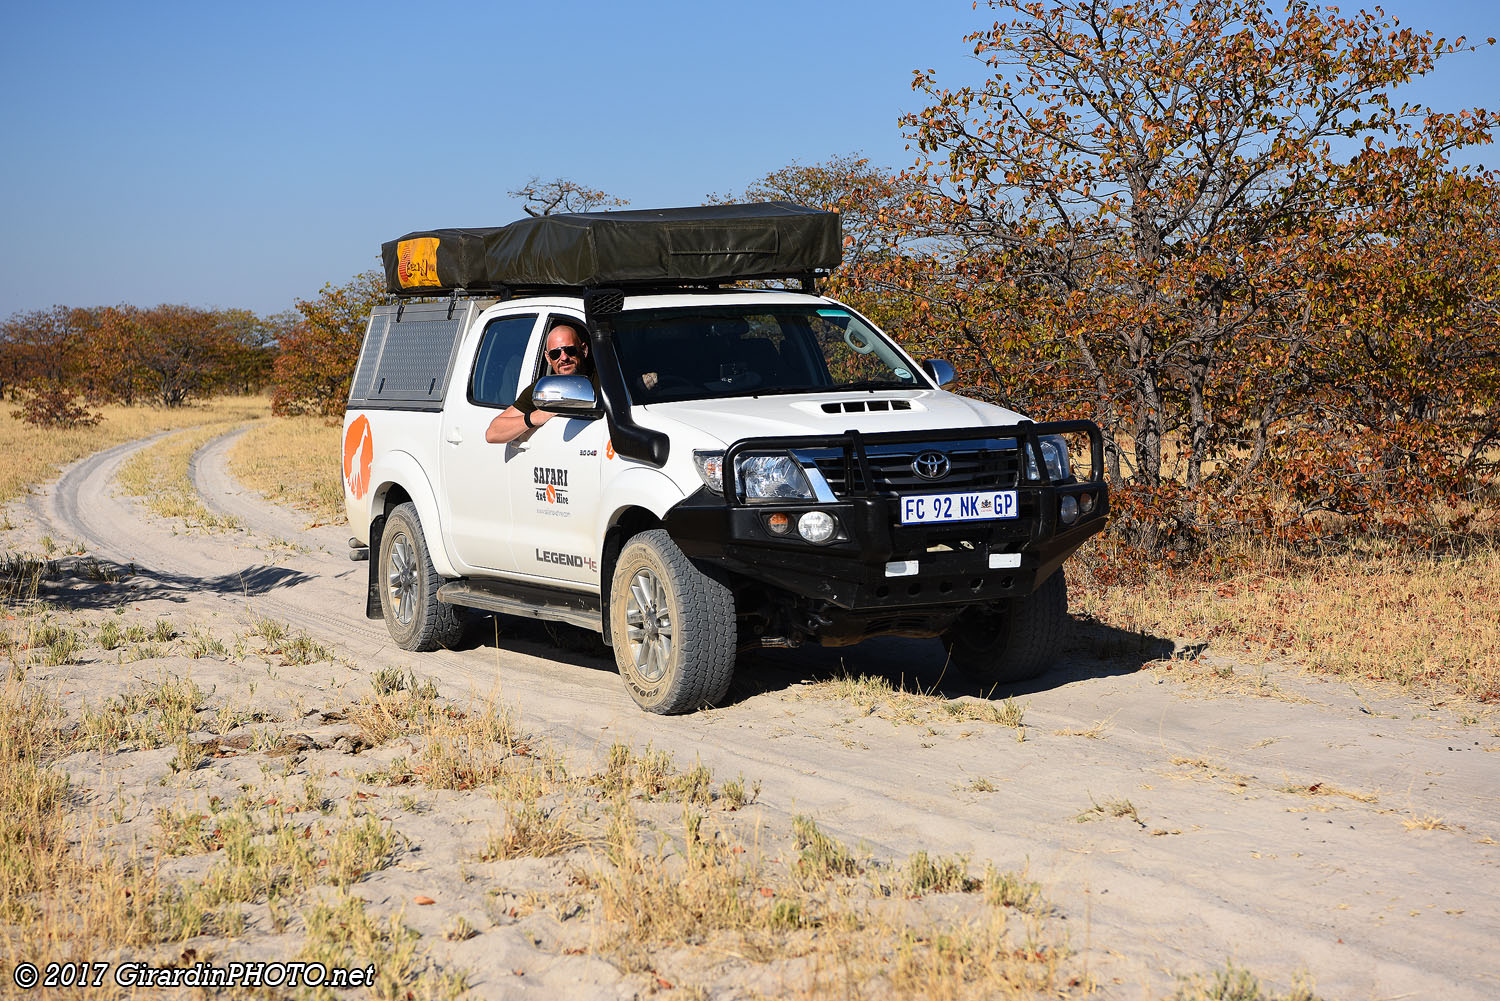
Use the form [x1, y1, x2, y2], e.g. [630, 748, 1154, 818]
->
[608, 529, 735, 714]
[379, 503, 462, 651]
[942, 569, 1069, 687]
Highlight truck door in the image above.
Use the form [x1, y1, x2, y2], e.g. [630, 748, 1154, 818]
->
[439, 311, 540, 572]
[508, 314, 606, 589]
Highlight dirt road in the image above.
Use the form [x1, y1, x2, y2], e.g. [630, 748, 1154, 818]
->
[18, 428, 1499, 1000]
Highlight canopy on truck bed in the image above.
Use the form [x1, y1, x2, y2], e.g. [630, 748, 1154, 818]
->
[381, 202, 841, 296]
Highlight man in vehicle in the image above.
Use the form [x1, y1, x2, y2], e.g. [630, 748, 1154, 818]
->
[485, 322, 594, 444]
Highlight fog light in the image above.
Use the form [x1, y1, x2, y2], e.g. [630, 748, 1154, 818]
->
[798, 511, 836, 543]
[765, 512, 791, 535]
[1060, 495, 1080, 525]
[1079, 492, 1095, 514]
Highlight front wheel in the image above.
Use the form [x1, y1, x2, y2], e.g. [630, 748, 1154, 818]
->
[942, 569, 1069, 687]
[608, 529, 735, 714]
[379, 503, 462, 651]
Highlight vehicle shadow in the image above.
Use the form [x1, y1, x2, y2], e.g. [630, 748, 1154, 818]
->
[457, 608, 1175, 710]
[9, 554, 315, 612]
[723, 616, 1176, 707]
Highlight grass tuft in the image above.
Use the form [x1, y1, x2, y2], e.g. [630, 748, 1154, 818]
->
[1171, 962, 1324, 1000]
[904, 850, 978, 894]
[793, 814, 858, 879]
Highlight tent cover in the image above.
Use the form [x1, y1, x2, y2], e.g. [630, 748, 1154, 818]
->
[381, 202, 842, 295]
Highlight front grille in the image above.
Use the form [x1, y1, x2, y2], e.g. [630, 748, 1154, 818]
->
[807, 444, 1021, 496]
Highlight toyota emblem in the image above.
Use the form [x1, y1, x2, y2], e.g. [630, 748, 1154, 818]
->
[911, 450, 951, 480]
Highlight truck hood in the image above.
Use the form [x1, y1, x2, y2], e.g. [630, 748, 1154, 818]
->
[635, 390, 1028, 448]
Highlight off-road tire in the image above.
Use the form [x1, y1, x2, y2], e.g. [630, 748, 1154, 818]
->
[608, 529, 735, 714]
[379, 502, 462, 651]
[942, 569, 1068, 687]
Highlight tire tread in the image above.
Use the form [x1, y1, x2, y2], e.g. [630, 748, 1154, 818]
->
[381, 503, 462, 652]
[944, 570, 1068, 686]
[611, 529, 735, 714]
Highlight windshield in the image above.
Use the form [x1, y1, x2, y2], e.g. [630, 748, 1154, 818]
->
[613, 304, 926, 404]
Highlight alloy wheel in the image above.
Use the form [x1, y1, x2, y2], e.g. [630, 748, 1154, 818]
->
[387, 532, 417, 625]
[624, 568, 673, 683]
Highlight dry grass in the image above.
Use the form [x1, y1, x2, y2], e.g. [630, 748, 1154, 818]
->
[0, 650, 1083, 1001]
[2, 556, 1082, 1001]
[0, 672, 441, 994]
[1274, 781, 1379, 804]
[117, 417, 267, 531]
[1171, 962, 1324, 1000]
[1053, 713, 1115, 739]
[585, 797, 1066, 998]
[228, 415, 344, 527]
[346, 701, 1075, 997]
[801, 672, 1030, 733]
[0, 396, 269, 506]
[1073, 538, 1500, 701]
[1075, 794, 1143, 826]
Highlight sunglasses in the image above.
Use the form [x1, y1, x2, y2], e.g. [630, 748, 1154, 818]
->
[547, 345, 582, 361]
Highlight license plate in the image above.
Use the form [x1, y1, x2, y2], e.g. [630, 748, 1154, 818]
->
[900, 490, 1018, 524]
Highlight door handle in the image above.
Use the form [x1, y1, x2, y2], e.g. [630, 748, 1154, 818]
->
[445, 427, 462, 444]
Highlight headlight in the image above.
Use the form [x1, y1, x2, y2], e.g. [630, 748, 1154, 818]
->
[738, 453, 815, 503]
[695, 450, 817, 502]
[694, 450, 725, 493]
[1025, 435, 1071, 482]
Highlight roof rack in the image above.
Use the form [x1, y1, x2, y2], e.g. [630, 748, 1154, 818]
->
[384, 272, 829, 302]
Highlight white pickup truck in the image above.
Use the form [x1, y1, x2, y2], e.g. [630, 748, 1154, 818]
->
[343, 203, 1107, 713]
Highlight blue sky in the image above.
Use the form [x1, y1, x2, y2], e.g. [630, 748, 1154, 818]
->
[1, 1, 1496, 319]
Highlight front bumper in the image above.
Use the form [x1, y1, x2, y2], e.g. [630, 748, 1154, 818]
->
[663, 420, 1108, 612]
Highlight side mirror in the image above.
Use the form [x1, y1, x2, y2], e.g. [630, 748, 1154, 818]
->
[533, 375, 599, 416]
[922, 358, 956, 389]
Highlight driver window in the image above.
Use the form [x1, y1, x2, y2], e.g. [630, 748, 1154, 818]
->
[469, 314, 537, 408]
[528, 315, 591, 384]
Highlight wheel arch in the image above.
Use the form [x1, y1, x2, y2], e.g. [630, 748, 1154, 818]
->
[598, 504, 664, 647]
[594, 466, 686, 645]
[362, 454, 458, 619]
[365, 451, 457, 578]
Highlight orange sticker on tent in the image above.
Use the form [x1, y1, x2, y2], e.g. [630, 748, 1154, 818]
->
[396, 237, 441, 288]
[343, 416, 373, 500]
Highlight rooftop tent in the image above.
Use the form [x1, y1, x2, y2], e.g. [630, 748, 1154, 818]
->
[380, 202, 842, 295]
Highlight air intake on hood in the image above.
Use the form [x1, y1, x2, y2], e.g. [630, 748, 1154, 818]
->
[820, 400, 913, 414]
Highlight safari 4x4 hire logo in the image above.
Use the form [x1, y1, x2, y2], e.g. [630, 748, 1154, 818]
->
[534, 467, 569, 505]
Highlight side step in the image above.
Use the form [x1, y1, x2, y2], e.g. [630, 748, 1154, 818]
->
[437, 578, 603, 633]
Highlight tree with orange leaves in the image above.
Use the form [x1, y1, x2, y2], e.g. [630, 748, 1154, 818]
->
[896, 0, 1496, 552]
[272, 270, 385, 417]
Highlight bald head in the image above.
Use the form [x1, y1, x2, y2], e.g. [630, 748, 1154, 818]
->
[544, 324, 588, 376]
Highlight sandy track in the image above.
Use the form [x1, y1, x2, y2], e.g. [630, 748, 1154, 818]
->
[189, 424, 349, 554]
[27, 428, 1500, 999]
